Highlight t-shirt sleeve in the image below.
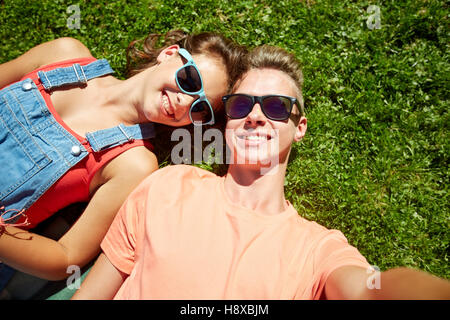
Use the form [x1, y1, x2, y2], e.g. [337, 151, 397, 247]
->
[100, 178, 149, 275]
[100, 165, 209, 275]
[311, 229, 371, 299]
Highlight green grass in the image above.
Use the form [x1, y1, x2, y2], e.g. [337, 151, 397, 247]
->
[1, 0, 448, 279]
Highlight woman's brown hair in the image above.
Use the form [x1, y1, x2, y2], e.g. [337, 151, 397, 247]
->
[127, 30, 248, 168]
[127, 29, 247, 93]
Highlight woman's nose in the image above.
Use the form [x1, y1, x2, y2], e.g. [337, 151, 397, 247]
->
[175, 92, 196, 119]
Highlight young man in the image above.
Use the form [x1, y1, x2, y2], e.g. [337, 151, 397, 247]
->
[73, 45, 450, 300]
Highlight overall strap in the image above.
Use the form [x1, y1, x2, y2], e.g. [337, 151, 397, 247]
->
[85, 123, 156, 152]
[37, 59, 114, 90]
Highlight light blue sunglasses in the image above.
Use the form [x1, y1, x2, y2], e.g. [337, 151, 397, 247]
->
[175, 48, 215, 126]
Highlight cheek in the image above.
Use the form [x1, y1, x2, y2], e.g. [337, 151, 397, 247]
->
[225, 119, 238, 132]
[179, 114, 193, 126]
[206, 71, 228, 98]
[277, 127, 296, 149]
[225, 121, 238, 146]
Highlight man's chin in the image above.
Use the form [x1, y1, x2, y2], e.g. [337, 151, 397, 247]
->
[229, 153, 281, 175]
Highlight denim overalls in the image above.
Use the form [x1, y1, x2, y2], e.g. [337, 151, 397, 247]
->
[0, 59, 155, 223]
[0, 59, 155, 292]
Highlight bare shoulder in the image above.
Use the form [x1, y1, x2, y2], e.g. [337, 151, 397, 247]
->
[34, 37, 94, 67]
[0, 37, 94, 87]
[16, 37, 93, 69]
[103, 146, 159, 181]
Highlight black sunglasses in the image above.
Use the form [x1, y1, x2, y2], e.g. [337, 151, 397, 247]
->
[222, 94, 301, 121]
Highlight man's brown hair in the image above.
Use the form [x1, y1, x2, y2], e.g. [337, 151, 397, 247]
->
[238, 45, 305, 118]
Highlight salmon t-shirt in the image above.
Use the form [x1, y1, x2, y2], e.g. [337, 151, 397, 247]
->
[101, 165, 370, 300]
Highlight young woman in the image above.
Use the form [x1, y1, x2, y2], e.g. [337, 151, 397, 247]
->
[0, 30, 247, 289]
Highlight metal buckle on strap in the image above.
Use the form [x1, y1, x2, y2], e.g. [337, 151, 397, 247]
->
[73, 64, 88, 84]
[42, 71, 53, 89]
[118, 124, 134, 142]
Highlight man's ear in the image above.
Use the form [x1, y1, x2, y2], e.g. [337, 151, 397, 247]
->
[156, 44, 180, 63]
[294, 116, 307, 142]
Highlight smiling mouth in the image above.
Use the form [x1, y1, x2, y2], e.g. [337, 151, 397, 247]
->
[236, 132, 273, 142]
[161, 91, 175, 118]
[236, 133, 272, 141]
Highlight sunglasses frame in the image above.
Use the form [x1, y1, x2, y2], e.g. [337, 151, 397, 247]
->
[222, 94, 301, 121]
[175, 48, 215, 126]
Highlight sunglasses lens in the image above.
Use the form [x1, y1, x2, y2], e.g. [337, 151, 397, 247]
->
[177, 65, 202, 93]
[263, 96, 291, 120]
[225, 95, 253, 118]
[190, 100, 213, 124]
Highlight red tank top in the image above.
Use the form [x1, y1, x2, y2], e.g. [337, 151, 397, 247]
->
[18, 58, 154, 229]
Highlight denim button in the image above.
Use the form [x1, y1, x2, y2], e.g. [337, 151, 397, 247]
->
[22, 81, 33, 91]
[70, 145, 81, 156]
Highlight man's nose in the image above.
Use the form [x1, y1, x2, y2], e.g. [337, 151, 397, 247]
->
[245, 103, 267, 127]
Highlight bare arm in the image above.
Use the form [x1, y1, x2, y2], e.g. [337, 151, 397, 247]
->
[71, 253, 126, 300]
[0, 37, 93, 88]
[325, 265, 450, 300]
[0, 147, 157, 280]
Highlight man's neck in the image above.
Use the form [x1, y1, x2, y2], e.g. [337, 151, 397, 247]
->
[224, 163, 288, 216]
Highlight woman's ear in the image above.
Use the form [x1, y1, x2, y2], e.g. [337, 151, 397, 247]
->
[294, 116, 307, 142]
[156, 44, 180, 63]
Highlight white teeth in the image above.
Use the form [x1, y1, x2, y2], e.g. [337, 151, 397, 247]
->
[243, 135, 268, 141]
[162, 94, 173, 115]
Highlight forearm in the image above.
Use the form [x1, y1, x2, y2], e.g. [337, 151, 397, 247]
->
[72, 253, 125, 300]
[367, 267, 450, 300]
[0, 226, 71, 280]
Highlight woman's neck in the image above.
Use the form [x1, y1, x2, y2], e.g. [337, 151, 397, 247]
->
[94, 71, 150, 126]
